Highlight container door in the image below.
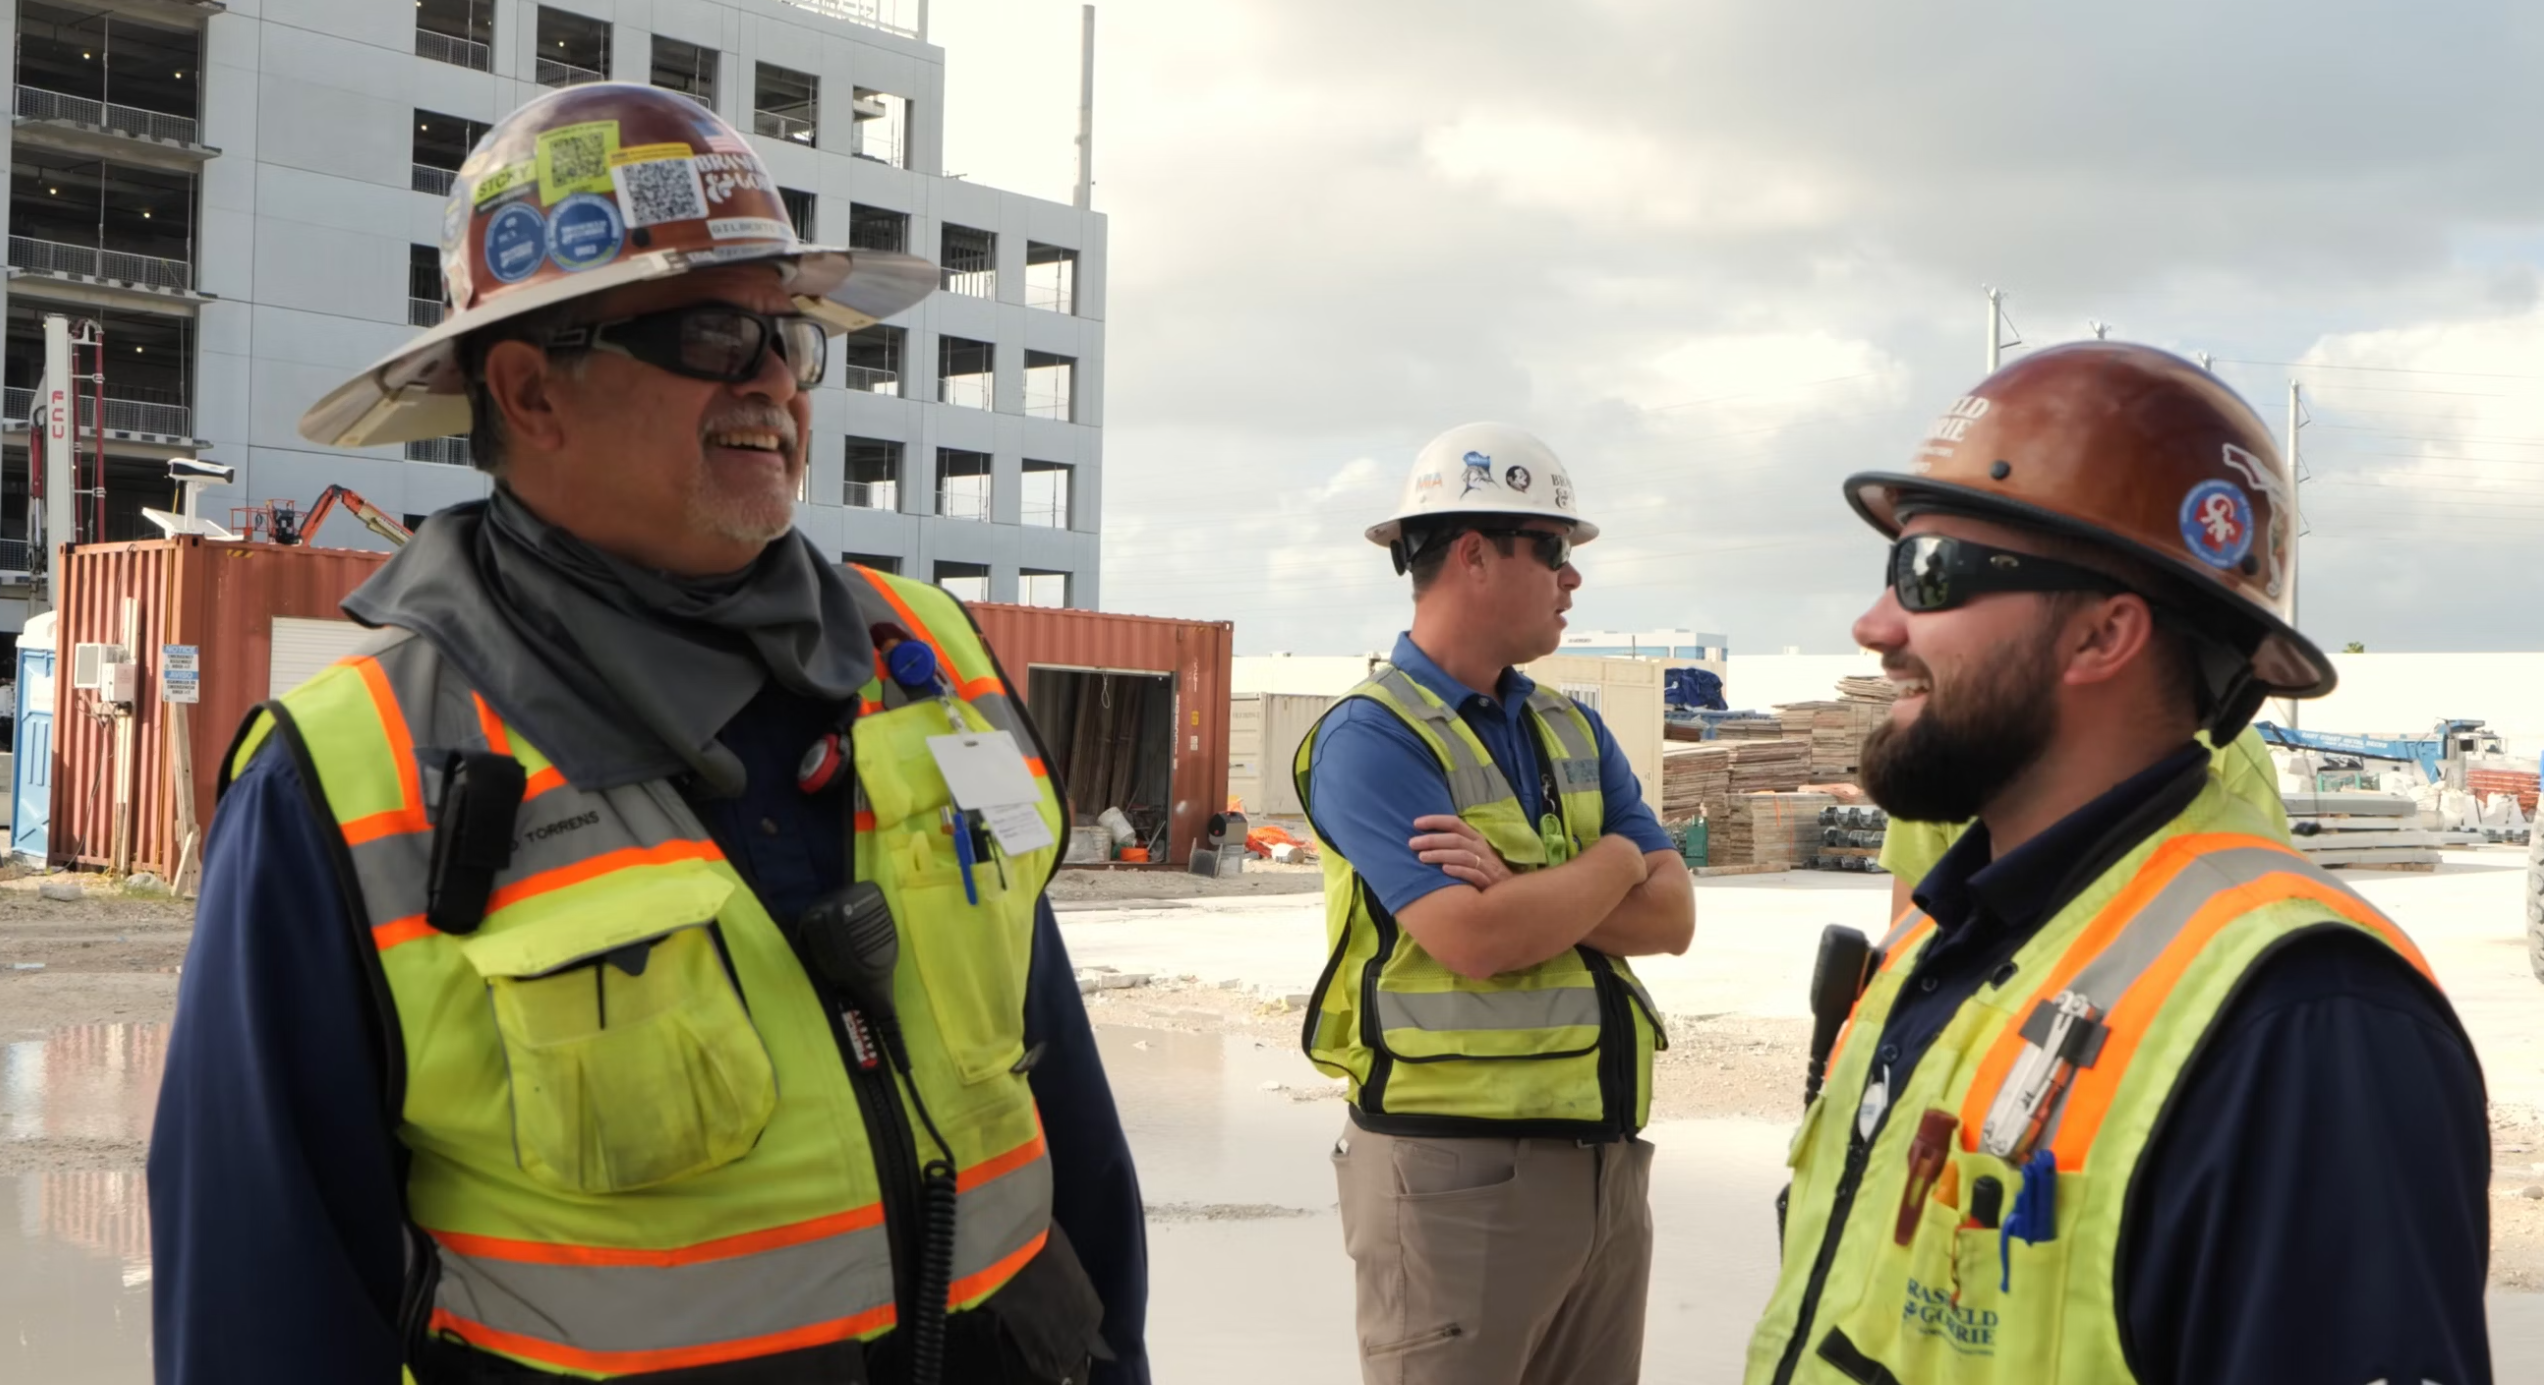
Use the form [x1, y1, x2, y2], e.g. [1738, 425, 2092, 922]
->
[13, 647, 53, 862]
[269, 617, 376, 696]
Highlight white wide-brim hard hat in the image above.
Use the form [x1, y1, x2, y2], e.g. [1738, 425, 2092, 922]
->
[297, 83, 939, 449]
[1365, 421, 1601, 547]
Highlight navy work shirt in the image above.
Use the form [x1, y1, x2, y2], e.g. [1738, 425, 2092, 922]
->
[1304, 632, 1674, 917]
[1872, 744, 2491, 1384]
[148, 681, 1150, 1385]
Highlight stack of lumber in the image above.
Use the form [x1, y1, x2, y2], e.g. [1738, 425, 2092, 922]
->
[1713, 719, 1789, 743]
[1730, 740, 1811, 795]
[1713, 792, 1836, 869]
[1774, 700, 1891, 781]
[1660, 745, 1730, 824]
[2282, 793, 2443, 870]
[1836, 675, 1900, 704]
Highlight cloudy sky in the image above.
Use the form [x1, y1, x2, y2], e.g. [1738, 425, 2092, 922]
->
[932, 0, 2544, 656]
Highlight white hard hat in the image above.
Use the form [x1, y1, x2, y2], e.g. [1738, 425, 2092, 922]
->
[1366, 422, 1601, 553]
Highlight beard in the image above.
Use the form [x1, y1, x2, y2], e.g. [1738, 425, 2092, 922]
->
[685, 446, 802, 547]
[1859, 624, 2063, 824]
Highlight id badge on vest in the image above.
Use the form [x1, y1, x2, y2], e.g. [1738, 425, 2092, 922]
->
[927, 729, 1055, 853]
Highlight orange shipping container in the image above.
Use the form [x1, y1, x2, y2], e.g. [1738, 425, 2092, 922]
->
[965, 603, 1235, 866]
[50, 538, 390, 875]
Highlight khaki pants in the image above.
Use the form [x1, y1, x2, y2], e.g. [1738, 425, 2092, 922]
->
[1332, 1120, 1655, 1385]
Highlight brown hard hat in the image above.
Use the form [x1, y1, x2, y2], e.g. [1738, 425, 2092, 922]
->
[1845, 341, 2334, 698]
[298, 83, 937, 449]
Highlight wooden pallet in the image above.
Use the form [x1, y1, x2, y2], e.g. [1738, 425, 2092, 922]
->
[1694, 862, 1791, 877]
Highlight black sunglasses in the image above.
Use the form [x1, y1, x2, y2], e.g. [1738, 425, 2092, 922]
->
[545, 303, 828, 389]
[1468, 526, 1574, 572]
[1889, 533, 2127, 612]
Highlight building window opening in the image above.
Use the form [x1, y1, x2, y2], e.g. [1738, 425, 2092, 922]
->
[779, 187, 815, 240]
[415, 0, 495, 71]
[842, 325, 903, 395]
[844, 551, 901, 575]
[409, 244, 448, 326]
[938, 336, 993, 410]
[848, 203, 908, 253]
[753, 63, 819, 146]
[940, 222, 995, 299]
[1020, 459, 1070, 529]
[650, 35, 718, 109]
[1024, 243, 1076, 314]
[1019, 569, 1068, 609]
[9, 152, 197, 291]
[934, 560, 989, 602]
[850, 87, 906, 168]
[535, 7, 611, 88]
[1022, 351, 1075, 422]
[843, 437, 900, 510]
[413, 109, 489, 196]
[937, 449, 991, 522]
[15, 2, 202, 140]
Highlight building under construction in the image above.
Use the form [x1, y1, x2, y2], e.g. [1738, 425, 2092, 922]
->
[0, 0, 1109, 654]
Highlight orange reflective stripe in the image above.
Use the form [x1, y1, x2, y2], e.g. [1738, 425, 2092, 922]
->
[858, 567, 978, 692]
[1025, 758, 1047, 778]
[427, 1304, 892, 1376]
[1952, 836, 2220, 1147]
[372, 915, 435, 951]
[947, 1229, 1046, 1309]
[472, 692, 509, 752]
[339, 658, 428, 846]
[474, 693, 567, 799]
[1826, 911, 1930, 1074]
[956, 672, 1005, 701]
[430, 1202, 886, 1269]
[484, 839, 724, 915]
[854, 810, 876, 833]
[2047, 868, 2432, 1165]
[957, 1130, 1047, 1194]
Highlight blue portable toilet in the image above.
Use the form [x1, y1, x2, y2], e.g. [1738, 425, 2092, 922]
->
[13, 610, 55, 865]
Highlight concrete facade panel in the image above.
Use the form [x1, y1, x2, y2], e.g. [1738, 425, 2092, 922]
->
[256, 75, 409, 187]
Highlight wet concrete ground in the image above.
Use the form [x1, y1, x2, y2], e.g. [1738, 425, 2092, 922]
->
[4, 1014, 2544, 1379]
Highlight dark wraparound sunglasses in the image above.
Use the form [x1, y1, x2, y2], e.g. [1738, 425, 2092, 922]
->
[1889, 533, 2127, 612]
[1467, 526, 1574, 571]
[545, 303, 828, 389]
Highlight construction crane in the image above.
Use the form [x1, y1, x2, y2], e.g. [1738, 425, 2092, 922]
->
[2251, 719, 2502, 784]
[255, 485, 412, 549]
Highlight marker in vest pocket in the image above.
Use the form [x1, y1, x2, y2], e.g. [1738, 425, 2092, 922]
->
[1901, 1279, 1997, 1355]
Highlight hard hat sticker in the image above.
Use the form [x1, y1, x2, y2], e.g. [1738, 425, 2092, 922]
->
[2218, 443, 2292, 597]
[1552, 474, 1574, 511]
[484, 202, 548, 284]
[2178, 479, 2254, 569]
[1459, 450, 1496, 496]
[709, 217, 792, 241]
[536, 119, 621, 205]
[473, 160, 535, 208]
[545, 194, 625, 272]
[1504, 464, 1533, 492]
[693, 152, 779, 206]
[608, 146, 709, 228]
[693, 119, 752, 156]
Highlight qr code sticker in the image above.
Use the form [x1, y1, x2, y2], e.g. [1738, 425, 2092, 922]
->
[612, 156, 708, 229]
[536, 120, 619, 204]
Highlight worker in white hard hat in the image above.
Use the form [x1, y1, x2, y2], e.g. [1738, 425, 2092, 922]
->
[1292, 422, 1696, 1384]
[149, 84, 1147, 1385]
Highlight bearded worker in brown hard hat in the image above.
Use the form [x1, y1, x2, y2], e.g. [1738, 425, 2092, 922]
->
[1744, 343, 2491, 1385]
[147, 85, 1147, 1385]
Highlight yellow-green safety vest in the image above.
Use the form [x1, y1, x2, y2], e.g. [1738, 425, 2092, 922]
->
[226, 567, 1067, 1380]
[1292, 665, 1667, 1139]
[1745, 776, 2459, 1385]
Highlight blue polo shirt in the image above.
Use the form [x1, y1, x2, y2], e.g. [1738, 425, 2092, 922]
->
[1868, 745, 2490, 1384]
[1304, 633, 1673, 915]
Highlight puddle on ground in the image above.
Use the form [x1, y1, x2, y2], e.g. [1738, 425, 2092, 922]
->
[1100, 1023, 2544, 1384]
[0, 1018, 2534, 1381]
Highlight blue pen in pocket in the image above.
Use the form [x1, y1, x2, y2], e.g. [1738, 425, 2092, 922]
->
[945, 806, 979, 905]
[1998, 1147, 2058, 1293]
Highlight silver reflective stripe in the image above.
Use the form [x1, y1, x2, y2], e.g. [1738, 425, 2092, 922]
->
[433, 1218, 895, 1356]
[1878, 909, 1931, 953]
[1525, 689, 1600, 792]
[1376, 986, 1603, 1033]
[343, 777, 716, 931]
[952, 1148, 1054, 1289]
[1368, 667, 1516, 813]
[2064, 845, 2359, 1015]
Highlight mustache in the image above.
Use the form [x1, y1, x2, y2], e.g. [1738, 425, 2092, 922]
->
[1883, 656, 1932, 682]
[700, 405, 799, 451]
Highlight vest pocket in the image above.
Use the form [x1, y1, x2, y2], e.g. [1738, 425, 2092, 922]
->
[461, 881, 778, 1196]
[875, 818, 1029, 1085]
[1831, 1154, 2076, 1380]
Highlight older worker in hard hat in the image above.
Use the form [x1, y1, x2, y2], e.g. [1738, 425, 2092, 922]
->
[149, 85, 1145, 1385]
[1746, 344, 2488, 1385]
[1295, 424, 1696, 1385]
